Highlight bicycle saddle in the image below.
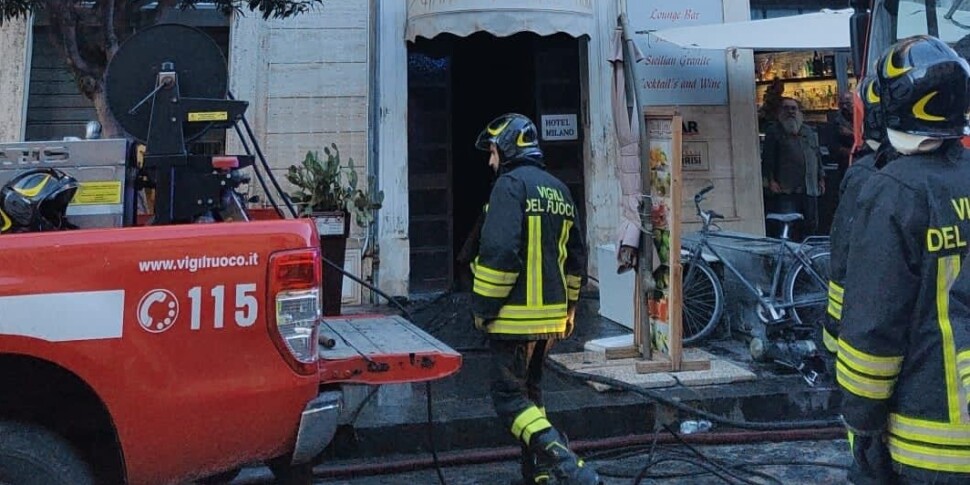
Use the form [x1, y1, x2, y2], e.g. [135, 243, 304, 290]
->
[766, 212, 804, 223]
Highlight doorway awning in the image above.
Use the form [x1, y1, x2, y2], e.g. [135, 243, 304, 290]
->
[405, 0, 595, 42]
[650, 8, 852, 51]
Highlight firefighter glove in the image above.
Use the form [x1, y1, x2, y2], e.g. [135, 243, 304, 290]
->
[474, 315, 492, 331]
[565, 303, 577, 338]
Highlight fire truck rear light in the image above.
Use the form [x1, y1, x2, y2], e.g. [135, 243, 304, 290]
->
[268, 248, 323, 375]
[212, 156, 239, 169]
[276, 289, 320, 364]
[273, 252, 320, 291]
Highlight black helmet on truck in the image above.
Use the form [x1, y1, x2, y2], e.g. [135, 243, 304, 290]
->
[0, 168, 79, 234]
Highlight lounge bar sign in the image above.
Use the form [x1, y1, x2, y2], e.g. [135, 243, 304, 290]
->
[626, 0, 728, 105]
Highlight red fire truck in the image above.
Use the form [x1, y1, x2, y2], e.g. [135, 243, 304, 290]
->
[0, 23, 461, 485]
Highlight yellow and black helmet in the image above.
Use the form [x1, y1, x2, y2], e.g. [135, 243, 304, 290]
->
[0, 168, 79, 234]
[876, 35, 970, 139]
[475, 113, 543, 164]
[859, 75, 886, 145]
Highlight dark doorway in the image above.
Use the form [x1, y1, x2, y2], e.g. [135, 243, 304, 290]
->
[407, 32, 583, 294]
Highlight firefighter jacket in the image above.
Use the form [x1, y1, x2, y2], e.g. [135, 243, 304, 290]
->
[838, 142, 970, 479]
[471, 159, 587, 340]
[825, 146, 897, 354]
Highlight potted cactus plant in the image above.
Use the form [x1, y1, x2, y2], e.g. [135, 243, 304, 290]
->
[286, 143, 383, 315]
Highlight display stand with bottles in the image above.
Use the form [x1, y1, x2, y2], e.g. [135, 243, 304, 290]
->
[755, 50, 856, 124]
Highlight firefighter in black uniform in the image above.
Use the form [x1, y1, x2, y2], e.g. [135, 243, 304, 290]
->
[471, 113, 600, 485]
[837, 35, 970, 484]
[824, 74, 898, 355]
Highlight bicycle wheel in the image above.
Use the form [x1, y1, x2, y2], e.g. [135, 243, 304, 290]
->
[783, 247, 831, 327]
[681, 258, 724, 345]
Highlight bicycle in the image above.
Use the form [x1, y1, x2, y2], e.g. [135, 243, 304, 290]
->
[679, 185, 831, 362]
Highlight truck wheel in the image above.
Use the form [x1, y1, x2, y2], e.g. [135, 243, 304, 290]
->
[268, 458, 313, 485]
[0, 421, 94, 485]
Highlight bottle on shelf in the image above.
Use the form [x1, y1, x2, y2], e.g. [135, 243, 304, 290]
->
[813, 51, 824, 78]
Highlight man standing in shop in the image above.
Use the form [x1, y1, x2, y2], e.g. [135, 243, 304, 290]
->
[761, 97, 826, 240]
[470, 113, 600, 485]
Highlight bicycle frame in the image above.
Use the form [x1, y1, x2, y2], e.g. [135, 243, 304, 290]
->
[685, 188, 829, 324]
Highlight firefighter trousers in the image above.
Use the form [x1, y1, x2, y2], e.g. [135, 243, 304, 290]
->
[489, 338, 555, 438]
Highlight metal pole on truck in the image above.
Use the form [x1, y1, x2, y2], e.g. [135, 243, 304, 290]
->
[619, 11, 654, 360]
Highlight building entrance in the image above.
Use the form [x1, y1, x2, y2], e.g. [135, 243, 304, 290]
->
[407, 32, 584, 293]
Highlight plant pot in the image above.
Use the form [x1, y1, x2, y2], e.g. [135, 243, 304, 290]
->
[313, 211, 351, 316]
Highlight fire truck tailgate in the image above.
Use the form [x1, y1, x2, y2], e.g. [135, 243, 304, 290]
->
[318, 315, 462, 385]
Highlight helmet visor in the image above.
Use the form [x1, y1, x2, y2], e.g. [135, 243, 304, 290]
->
[475, 128, 493, 151]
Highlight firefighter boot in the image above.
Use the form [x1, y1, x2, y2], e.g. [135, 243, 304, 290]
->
[511, 408, 551, 485]
[529, 428, 601, 485]
[510, 443, 553, 484]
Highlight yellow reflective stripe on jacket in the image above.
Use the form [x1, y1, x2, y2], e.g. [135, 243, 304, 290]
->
[937, 255, 963, 424]
[566, 274, 582, 302]
[557, 220, 571, 291]
[473, 278, 514, 298]
[827, 299, 843, 320]
[511, 405, 552, 445]
[527, 215, 543, 306]
[890, 414, 970, 447]
[829, 281, 844, 304]
[497, 304, 567, 319]
[837, 339, 903, 378]
[470, 258, 519, 299]
[888, 437, 970, 473]
[822, 327, 838, 354]
[487, 303, 569, 335]
[958, 351, 970, 385]
[837, 360, 896, 400]
[471, 259, 519, 285]
[826, 278, 842, 320]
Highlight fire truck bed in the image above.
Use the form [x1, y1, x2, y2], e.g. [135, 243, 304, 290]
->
[317, 315, 462, 385]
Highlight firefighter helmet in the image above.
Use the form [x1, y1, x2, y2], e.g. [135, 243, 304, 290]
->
[876, 35, 970, 139]
[859, 75, 887, 145]
[0, 168, 79, 234]
[475, 113, 543, 164]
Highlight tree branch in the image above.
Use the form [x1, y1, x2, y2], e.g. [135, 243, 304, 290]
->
[46, 2, 96, 78]
[103, 0, 119, 58]
[150, 0, 178, 26]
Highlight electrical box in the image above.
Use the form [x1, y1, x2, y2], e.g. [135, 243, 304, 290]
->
[0, 138, 133, 229]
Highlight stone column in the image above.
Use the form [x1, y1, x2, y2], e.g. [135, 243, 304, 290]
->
[0, 16, 31, 142]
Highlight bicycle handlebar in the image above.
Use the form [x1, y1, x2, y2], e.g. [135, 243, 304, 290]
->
[693, 184, 723, 225]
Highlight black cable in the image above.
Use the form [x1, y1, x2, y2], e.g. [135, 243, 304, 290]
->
[230, 121, 285, 219]
[318, 256, 447, 485]
[632, 425, 662, 484]
[229, 103, 833, 480]
[633, 456, 748, 485]
[603, 458, 848, 480]
[426, 381, 447, 485]
[660, 424, 779, 485]
[227, 92, 298, 218]
[230, 106, 448, 484]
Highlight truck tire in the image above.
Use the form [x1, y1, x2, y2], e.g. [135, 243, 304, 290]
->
[196, 467, 242, 484]
[0, 421, 94, 485]
[268, 457, 313, 485]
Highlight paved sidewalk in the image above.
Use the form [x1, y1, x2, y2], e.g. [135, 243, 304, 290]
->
[320, 293, 842, 460]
